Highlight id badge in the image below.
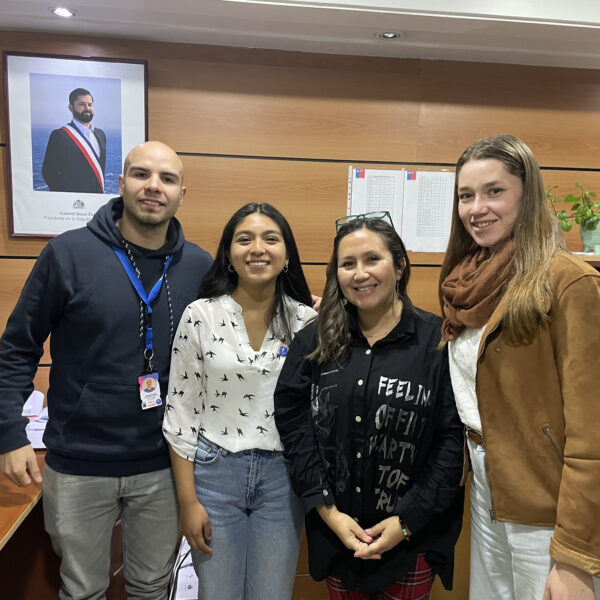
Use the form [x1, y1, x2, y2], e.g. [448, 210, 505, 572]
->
[138, 373, 163, 410]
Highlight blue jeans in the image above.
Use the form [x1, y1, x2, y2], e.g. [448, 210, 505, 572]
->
[43, 464, 179, 600]
[192, 436, 303, 600]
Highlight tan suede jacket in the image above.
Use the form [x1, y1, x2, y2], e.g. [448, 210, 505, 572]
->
[476, 252, 600, 577]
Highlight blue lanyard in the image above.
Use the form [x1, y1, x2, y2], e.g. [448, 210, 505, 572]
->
[113, 247, 173, 366]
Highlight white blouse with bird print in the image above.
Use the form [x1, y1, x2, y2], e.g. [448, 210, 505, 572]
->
[163, 294, 316, 459]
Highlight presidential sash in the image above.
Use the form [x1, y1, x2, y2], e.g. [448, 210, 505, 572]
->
[61, 123, 104, 192]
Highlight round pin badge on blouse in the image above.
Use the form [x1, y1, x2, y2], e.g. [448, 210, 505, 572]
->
[279, 345, 288, 357]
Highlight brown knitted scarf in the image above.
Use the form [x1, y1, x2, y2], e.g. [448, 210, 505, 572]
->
[441, 241, 515, 341]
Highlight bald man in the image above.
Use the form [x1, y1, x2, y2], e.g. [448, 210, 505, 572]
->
[0, 141, 212, 599]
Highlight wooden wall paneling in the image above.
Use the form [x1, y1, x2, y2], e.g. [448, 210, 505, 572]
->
[148, 55, 422, 161]
[303, 264, 327, 298]
[3, 155, 596, 261]
[409, 252, 445, 266]
[177, 156, 347, 262]
[407, 267, 442, 316]
[292, 575, 328, 599]
[416, 61, 600, 168]
[296, 531, 309, 574]
[4, 32, 598, 167]
[2, 30, 420, 151]
[177, 157, 461, 265]
[1, 160, 455, 265]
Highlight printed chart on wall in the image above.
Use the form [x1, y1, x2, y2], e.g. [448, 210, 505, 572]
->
[347, 168, 455, 252]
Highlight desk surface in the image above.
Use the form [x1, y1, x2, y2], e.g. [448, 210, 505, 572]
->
[0, 451, 44, 551]
[581, 255, 600, 268]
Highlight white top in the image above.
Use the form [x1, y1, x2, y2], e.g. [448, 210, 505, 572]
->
[163, 294, 316, 459]
[448, 325, 486, 432]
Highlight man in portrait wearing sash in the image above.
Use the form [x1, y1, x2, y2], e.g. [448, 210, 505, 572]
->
[42, 87, 107, 193]
[0, 141, 213, 598]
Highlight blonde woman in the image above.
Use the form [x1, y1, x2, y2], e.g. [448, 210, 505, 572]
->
[440, 134, 600, 600]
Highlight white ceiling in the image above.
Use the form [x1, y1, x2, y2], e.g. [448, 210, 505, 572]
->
[1, 0, 599, 68]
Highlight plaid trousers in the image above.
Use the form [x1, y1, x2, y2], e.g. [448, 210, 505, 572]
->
[326, 554, 434, 600]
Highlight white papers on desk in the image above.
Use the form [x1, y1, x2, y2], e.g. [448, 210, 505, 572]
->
[22, 390, 44, 417]
[347, 167, 455, 252]
[26, 407, 48, 449]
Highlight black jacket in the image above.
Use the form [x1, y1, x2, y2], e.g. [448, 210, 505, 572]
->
[0, 198, 212, 476]
[274, 307, 464, 594]
[42, 123, 107, 193]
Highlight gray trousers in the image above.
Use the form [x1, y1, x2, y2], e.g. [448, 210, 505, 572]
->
[43, 463, 179, 600]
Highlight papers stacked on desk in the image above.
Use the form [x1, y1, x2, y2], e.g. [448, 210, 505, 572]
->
[22, 390, 47, 449]
[26, 408, 48, 449]
[22, 390, 44, 416]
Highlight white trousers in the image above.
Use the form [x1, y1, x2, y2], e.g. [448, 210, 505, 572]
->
[468, 438, 600, 600]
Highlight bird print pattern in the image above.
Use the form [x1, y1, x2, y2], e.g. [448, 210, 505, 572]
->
[163, 294, 316, 457]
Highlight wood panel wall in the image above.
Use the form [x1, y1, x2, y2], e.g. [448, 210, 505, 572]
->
[1, 29, 599, 599]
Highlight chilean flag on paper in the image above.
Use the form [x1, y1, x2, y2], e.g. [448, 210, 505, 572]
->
[355, 169, 365, 178]
[407, 171, 417, 180]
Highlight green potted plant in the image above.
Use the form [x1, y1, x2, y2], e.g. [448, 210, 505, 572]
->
[546, 182, 600, 252]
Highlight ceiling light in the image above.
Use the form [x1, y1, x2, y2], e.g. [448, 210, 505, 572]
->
[50, 7, 77, 18]
[378, 32, 403, 40]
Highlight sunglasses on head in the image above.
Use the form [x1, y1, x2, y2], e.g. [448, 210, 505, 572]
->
[335, 211, 394, 232]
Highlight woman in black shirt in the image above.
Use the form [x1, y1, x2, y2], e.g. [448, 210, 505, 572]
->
[274, 215, 464, 598]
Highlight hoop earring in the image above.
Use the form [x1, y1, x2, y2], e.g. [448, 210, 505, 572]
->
[227, 264, 235, 273]
[342, 297, 347, 306]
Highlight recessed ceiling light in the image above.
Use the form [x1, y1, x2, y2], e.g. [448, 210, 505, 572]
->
[378, 32, 403, 40]
[50, 7, 77, 18]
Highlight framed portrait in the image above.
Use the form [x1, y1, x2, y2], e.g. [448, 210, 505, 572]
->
[3, 52, 147, 236]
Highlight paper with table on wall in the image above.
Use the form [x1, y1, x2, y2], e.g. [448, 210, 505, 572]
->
[22, 390, 47, 449]
[347, 167, 455, 253]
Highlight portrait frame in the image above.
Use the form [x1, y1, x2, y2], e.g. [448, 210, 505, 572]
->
[2, 51, 147, 237]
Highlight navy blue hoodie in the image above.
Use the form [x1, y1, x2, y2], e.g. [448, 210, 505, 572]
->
[0, 198, 212, 476]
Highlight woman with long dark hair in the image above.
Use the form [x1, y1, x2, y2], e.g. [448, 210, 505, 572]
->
[440, 134, 600, 599]
[163, 202, 316, 599]
[275, 214, 464, 599]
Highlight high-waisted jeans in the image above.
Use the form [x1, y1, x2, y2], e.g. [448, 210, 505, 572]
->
[191, 435, 303, 600]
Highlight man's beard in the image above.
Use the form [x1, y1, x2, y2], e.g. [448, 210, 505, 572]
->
[73, 110, 93, 123]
